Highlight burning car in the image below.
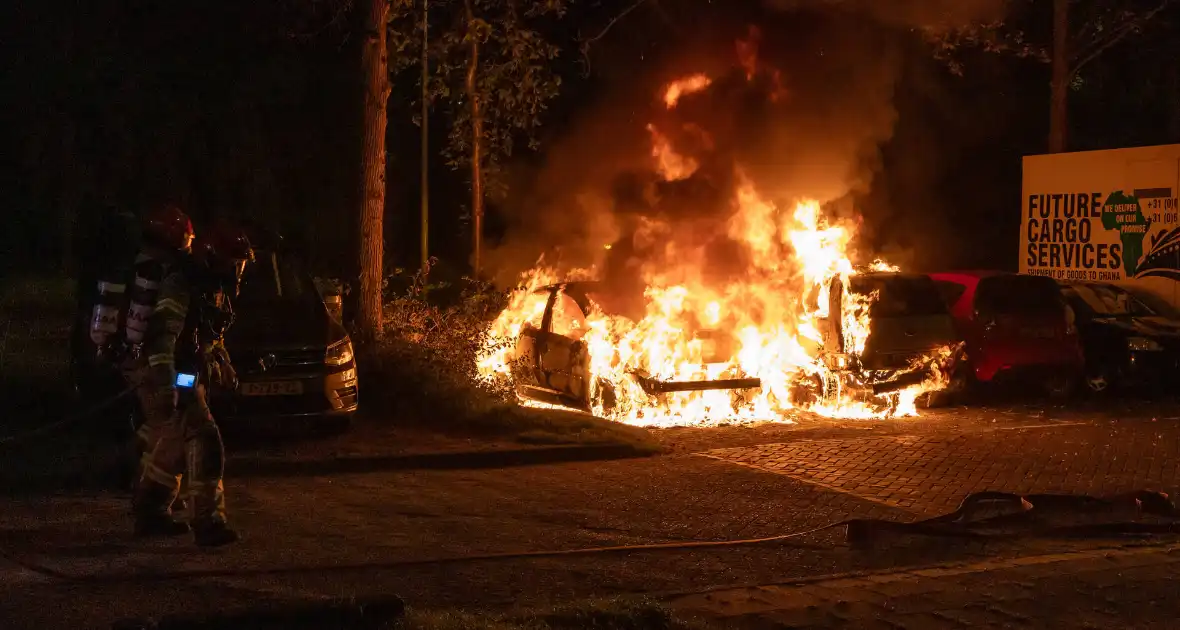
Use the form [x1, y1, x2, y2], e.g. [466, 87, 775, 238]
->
[477, 51, 961, 426]
[491, 267, 962, 425]
[508, 280, 761, 414]
[808, 271, 965, 411]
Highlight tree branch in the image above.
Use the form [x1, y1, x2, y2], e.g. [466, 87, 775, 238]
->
[578, 0, 652, 76]
[1070, 0, 1173, 78]
[282, 0, 355, 42]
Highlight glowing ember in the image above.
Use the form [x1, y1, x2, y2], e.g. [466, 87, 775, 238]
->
[475, 65, 956, 427]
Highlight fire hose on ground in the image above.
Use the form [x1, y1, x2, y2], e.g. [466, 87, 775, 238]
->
[103, 489, 1169, 578]
[3, 385, 1179, 626]
[0, 382, 139, 447]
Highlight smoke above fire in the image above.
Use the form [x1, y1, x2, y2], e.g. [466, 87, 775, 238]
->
[485, 0, 1005, 284]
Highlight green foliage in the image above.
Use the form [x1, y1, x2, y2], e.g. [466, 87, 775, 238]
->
[366, 258, 530, 431]
[925, 0, 1173, 78]
[363, 259, 658, 449]
[389, 0, 570, 196]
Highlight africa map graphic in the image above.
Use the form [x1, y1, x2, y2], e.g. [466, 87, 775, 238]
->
[1106, 188, 1180, 281]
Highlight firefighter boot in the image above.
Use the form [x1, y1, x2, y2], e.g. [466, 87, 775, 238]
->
[192, 520, 239, 548]
[132, 480, 189, 538]
[186, 426, 236, 547]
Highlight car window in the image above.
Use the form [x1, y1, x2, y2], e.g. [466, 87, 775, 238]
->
[1058, 286, 1094, 318]
[849, 275, 948, 318]
[933, 280, 967, 308]
[551, 291, 589, 340]
[1069, 284, 1158, 317]
[975, 275, 1063, 316]
[236, 250, 319, 307]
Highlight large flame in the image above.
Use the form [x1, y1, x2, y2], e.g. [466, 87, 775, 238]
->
[476, 64, 953, 427]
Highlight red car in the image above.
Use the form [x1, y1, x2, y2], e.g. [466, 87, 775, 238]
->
[928, 271, 1084, 399]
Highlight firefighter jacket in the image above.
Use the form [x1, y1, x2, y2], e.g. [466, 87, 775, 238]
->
[145, 260, 196, 388]
[144, 258, 236, 390]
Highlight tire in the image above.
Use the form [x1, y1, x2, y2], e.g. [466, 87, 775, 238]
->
[1083, 366, 1113, 396]
[916, 389, 953, 409]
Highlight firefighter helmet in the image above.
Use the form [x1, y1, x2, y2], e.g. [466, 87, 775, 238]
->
[143, 204, 195, 251]
[194, 221, 254, 264]
[193, 221, 255, 297]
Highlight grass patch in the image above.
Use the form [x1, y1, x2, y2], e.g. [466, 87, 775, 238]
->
[400, 598, 708, 630]
[0, 274, 132, 493]
[0, 274, 77, 415]
[363, 265, 659, 453]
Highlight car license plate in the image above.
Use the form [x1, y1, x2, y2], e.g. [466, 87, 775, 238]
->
[240, 381, 304, 396]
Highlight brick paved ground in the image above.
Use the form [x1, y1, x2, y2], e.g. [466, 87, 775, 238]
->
[2, 413, 1180, 628]
[670, 542, 1180, 628]
[0, 454, 1070, 629]
[703, 422, 1180, 517]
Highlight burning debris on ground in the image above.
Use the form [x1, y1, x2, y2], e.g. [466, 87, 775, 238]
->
[475, 29, 963, 427]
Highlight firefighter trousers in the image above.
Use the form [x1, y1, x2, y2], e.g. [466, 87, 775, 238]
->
[135, 383, 227, 526]
[123, 361, 159, 478]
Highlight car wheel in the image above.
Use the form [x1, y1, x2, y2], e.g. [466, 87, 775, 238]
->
[593, 377, 617, 412]
[1082, 365, 1114, 396]
[916, 389, 952, 409]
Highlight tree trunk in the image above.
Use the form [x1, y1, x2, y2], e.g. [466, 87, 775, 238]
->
[1168, 53, 1180, 143]
[465, 0, 484, 278]
[357, 0, 391, 341]
[1049, 0, 1069, 153]
[420, 0, 430, 272]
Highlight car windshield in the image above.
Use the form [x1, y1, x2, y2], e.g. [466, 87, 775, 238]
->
[1129, 289, 1180, 319]
[236, 250, 320, 307]
[1066, 283, 1166, 317]
[975, 275, 1063, 316]
[849, 275, 948, 318]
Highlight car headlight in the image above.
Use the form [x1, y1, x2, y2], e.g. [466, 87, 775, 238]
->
[1127, 336, 1163, 352]
[326, 338, 354, 366]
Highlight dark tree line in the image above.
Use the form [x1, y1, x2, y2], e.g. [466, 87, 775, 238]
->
[4, 0, 1179, 339]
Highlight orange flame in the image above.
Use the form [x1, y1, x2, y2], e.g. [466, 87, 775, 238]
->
[663, 73, 712, 108]
[647, 124, 698, 181]
[476, 68, 951, 427]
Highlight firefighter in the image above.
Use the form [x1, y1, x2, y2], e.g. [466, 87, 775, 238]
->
[125, 205, 196, 501]
[133, 220, 251, 547]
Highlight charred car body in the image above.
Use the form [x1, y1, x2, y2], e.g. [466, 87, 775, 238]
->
[1058, 281, 1180, 394]
[510, 273, 962, 417]
[510, 281, 759, 413]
